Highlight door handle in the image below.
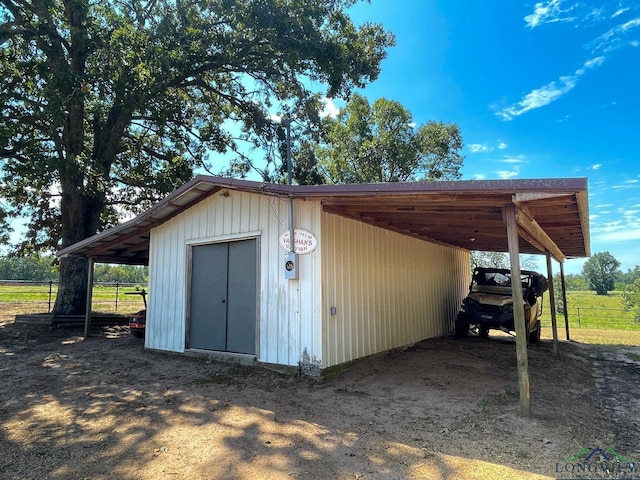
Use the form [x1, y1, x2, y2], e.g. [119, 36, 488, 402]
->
[221, 299, 226, 303]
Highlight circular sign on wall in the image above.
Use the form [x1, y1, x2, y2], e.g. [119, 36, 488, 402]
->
[279, 229, 318, 254]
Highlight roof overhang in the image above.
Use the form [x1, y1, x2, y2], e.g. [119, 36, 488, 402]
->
[57, 175, 590, 265]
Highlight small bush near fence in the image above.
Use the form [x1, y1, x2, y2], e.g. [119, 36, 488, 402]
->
[0, 281, 148, 317]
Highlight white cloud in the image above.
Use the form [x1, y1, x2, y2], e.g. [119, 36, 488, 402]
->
[590, 164, 602, 170]
[496, 169, 519, 179]
[524, 0, 578, 28]
[469, 143, 491, 153]
[497, 75, 577, 120]
[597, 228, 640, 242]
[473, 173, 487, 180]
[613, 8, 630, 18]
[469, 141, 510, 153]
[590, 17, 640, 54]
[575, 56, 605, 75]
[497, 54, 608, 121]
[506, 4, 640, 121]
[500, 155, 527, 164]
[526, 1, 638, 30]
[612, 181, 640, 190]
[319, 97, 340, 119]
[590, 197, 640, 256]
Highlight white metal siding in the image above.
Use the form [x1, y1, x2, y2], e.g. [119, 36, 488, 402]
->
[146, 191, 323, 367]
[321, 212, 470, 368]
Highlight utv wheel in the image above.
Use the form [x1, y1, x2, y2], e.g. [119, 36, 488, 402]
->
[479, 325, 489, 339]
[529, 320, 541, 344]
[455, 313, 469, 338]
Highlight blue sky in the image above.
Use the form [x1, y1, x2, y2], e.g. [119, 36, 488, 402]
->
[338, 0, 640, 275]
[7, 1, 637, 277]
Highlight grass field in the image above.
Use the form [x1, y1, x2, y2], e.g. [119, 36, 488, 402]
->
[0, 283, 147, 316]
[536, 290, 640, 345]
[1, 285, 639, 345]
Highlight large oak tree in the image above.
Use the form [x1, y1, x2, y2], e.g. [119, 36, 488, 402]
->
[0, 0, 394, 314]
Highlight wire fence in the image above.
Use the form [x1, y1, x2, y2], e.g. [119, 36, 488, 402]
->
[539, 305, 640, 330]
[0, 280, 148, 316]
[2, 280, 640, 335]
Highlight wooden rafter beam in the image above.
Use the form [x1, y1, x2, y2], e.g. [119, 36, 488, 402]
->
[512, 199, 565, 262]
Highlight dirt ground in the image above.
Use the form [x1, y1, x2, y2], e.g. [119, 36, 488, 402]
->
[1, 318, 639, 480]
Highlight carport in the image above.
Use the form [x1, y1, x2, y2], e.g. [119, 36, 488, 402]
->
[59, 175, 590, 415]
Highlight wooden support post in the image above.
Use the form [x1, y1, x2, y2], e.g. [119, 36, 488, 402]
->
[559, 262, 570, 340]
[84, 257, 95, 339]
[503, 205, 531, 416]
[546, 252, 559, 356]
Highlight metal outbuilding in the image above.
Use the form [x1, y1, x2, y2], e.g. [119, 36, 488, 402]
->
[59, 176, 590, 404]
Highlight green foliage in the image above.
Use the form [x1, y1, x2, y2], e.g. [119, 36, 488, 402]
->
[93, 264, 148, 284]
[0, 256, 147, 283]
[0, 0, 393, 250]
[621, 278, 640, 323]
[616, 266, 640, 288]
[553, 274, 565, 314]
[0, 0, 393, 313]
[0, 256, 58, 281]
[551, 274, 588, 314]
[314, 94, 464, 184]
[581, 251, 621, 295]
[563, 273, 587, 291]
[470, 251, 539, 271]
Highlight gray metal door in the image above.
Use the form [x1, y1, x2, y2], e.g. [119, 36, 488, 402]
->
[189, 239, 257, 354]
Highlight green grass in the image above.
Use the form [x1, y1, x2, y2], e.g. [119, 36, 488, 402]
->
[537, 290, 640, 345]
[0, 283, 147, 315]
[540, 290, 638, 329]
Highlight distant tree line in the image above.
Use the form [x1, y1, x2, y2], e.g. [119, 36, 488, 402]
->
[0, 256, 147, 284]
[0, 256, 58, 282]
[3, 251, 636, 305]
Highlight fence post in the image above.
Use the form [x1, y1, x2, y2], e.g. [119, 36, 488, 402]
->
[115, 281, 119, 312]
[577, 307, 581, 328]
[48, 280, 53, 313]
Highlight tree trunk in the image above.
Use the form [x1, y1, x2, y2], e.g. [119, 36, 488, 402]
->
[51, 97, 130, 314]
[53, 256, 89, 315]
[52, 171, 105, 315]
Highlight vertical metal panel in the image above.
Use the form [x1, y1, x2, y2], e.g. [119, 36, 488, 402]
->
[322, 212, 470, 369]
[189, 243, 229, 351]
[146, 191, 323, 367]
[226, 239, 258, 354]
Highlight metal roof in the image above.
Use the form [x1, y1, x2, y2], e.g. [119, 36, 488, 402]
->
[57, 175, 590, 265]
